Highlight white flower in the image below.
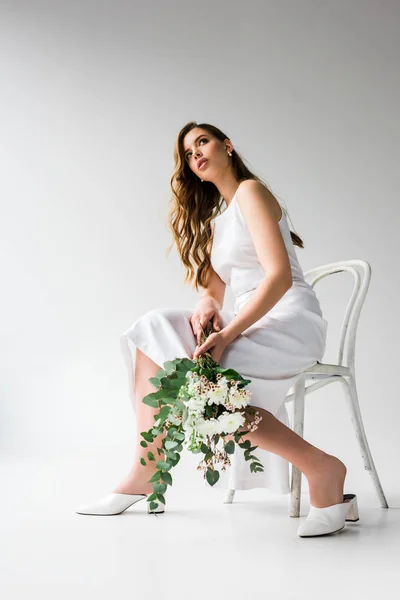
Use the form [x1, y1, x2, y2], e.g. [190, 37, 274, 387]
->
[196, 417, 221, 436]
[185, 396, 206, 414]
[217, 411, 246, 434]
[206, 377, 230, 406]
[227, 386, 250, 409]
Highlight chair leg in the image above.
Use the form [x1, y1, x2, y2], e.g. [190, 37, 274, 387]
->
[225, 489, 236, 504]
[340, 375, 389, 509]
[290, 374, 306, 518]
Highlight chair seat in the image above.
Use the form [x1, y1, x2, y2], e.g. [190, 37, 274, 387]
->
[284, 362, 351, 400]
[303, 361, 351, 378]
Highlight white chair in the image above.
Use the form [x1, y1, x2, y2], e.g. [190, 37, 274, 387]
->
[225, 259, 389, 517]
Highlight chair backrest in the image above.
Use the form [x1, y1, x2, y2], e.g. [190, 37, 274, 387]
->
[304, 259, 371, 375]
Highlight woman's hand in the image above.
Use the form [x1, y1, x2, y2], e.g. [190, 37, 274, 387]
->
[190, 297, 222, 345]
[192, 330, 230, 363]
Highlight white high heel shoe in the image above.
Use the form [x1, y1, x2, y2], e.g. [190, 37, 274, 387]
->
[75, 493, 166, 516]
[297, 493, 359, 537]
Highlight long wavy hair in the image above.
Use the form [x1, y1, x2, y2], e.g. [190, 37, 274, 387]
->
[166, 121, 304, 291]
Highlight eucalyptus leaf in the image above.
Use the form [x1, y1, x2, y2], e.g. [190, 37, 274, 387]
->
[151, 429, 163, 436]
[163, 361, 177, 375]
[142, 394, 159, 408]
[161, 472, 173, 485]
[206, 468, 220, 486]
[154, 482, 167, 494]
[224, 440, 235, 454]
[164, 440, 179, 450]
[156, 460, 172, 471]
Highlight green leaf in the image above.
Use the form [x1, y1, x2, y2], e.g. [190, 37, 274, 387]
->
[148, 377, 161, 387]
[165, 440, 179, 450]
[140, 457, 147, 466]
[224, 440, 235, 454]
[159, 390, 178, 399]
[142, 392, 160, 408]
[151, 428, 163, 436]
[149, 501, 159, 511]
[141, 431, 154, 443]
[154, 482, 167, 494]
[161, 471, 173, 486]
[158, 406, 171, 421]
[147, 492, 158, 502]
[147, 451, 155, 461]
[149, 471, 162, 483]
[159, 377, 178, 390]
[175, 358, 196, 371]
[238, 429, 250, 437]
[163, 361, 177, 375]
[239, 439, 251, 450]
[166, 452, 180, 465]
[166, 427, 180, 439]
[156, 460, 172, 471]
[206, 468, 220, 486]
[156, 492, 166, 504]
[216, 367, 241, 379]
[140, 440, 148, 448]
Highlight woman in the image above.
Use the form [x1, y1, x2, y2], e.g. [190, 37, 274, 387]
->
[76, 122, 357, 537]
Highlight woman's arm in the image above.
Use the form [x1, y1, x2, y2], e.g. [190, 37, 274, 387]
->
[199, 264, 226, 309]
[222, 180, 292, 343]
[222, 276, 291, 344]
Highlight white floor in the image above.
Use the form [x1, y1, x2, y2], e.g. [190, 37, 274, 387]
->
[1, 451, 398, 600]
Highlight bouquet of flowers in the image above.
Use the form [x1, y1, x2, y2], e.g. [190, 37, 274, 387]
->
[139, 322, 264, 512]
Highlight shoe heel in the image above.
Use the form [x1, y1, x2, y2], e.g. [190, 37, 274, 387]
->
[147, 499, 166, 514]
[343, 493, 359, 522]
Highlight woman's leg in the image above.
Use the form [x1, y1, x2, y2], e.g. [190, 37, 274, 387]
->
[113, 348, 167, 495]
[228, 406, 347, 508]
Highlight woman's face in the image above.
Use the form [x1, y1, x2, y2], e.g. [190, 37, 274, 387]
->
[183, 128, 231, 182]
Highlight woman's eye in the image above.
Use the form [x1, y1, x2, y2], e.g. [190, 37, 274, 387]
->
[186, 138, 207, 159]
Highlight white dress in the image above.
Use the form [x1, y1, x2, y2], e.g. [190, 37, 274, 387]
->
[120, 189, 328, 494]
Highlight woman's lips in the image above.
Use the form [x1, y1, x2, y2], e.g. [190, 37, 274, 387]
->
[198, 160, 209, 170]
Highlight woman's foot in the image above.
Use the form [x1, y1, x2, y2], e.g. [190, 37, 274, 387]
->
[306, 453, 347, 508]
[113, 471, 155, 495]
